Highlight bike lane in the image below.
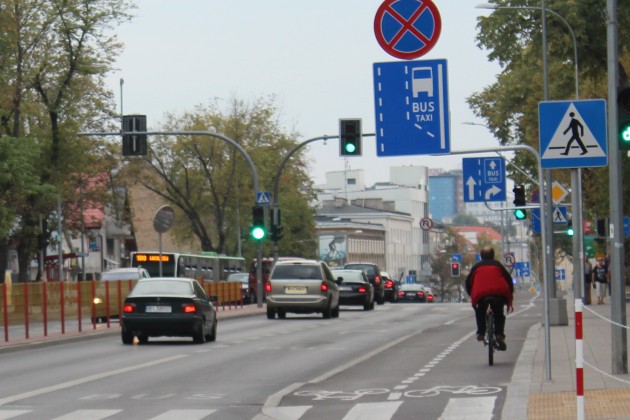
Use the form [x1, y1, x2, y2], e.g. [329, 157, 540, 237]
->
[276, 292, 540, 420]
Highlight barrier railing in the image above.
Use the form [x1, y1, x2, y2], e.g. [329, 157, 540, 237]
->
[574, 298, 630, 420]
[1, 280, 243, 343]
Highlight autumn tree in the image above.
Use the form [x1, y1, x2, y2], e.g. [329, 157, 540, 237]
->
[0, 0, 133, 280]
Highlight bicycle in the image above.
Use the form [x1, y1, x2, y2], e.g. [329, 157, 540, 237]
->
[480, 296, 503, 366]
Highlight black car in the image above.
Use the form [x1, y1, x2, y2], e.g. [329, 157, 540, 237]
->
[121, 277, 218, 344]
[381, 271, 398, 303]
[335, 269, 374, 311]
[343, 262, 385, 305]
[396, 284, 427, 303]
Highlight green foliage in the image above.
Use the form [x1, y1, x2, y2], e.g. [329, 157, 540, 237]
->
[471, 0, 630, 222]
[123, 96, 317, 262]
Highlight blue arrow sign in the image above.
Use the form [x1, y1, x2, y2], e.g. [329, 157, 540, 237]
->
[539, 99, 607, 169]
[462, 157, 506, 203]
[373, 59, 450, 156]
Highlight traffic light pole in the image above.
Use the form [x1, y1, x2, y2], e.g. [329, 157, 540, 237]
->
[79, 129, 265, 307]
[271, 133, 376, 264]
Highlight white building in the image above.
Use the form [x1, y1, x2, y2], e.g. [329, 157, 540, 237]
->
[315, 166, 431, 282]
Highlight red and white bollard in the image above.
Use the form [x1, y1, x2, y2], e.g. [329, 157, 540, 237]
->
[575, 298, 584, 420]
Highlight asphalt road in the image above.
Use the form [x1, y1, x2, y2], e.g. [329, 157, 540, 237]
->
[0, 291, 539, 419]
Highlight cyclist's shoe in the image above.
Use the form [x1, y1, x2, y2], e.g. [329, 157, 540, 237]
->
[476, 334, 485, 342]
[495, 335, 507, 351]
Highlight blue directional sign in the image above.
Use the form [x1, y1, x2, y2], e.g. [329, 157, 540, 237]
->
[451, 253, 462, 262]
[555, 269, 566, 281]
[373, 59, 450, 156]
[539, 99, 607, 169]
[514, 262, 531, 278]
[462, 157, 506, 203]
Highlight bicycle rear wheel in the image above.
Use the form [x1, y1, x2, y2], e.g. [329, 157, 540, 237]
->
[486, 313, 495, 366]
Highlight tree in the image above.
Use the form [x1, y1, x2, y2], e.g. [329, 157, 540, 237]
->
[122, 96, 317, 263]
[0, 0, 132, 280]
[470, 1, 630, 219]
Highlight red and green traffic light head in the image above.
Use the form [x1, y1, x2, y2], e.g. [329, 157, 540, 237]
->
[251, 205, 266, 241]
[339, 119, 362, 156]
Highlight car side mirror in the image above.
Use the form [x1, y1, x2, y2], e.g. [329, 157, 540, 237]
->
[209, 295, 218, 303]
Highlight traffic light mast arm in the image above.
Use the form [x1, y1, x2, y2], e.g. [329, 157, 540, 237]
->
[270, 133, 376, 262]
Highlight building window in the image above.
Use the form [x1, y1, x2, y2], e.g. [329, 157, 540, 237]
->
[347, 178, 356, 185]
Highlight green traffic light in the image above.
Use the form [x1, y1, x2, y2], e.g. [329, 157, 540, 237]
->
[251, 226, 265, 240]
[620, 123, 630, 144]
[513, 209, 526, 220]
[345, 142, 357, 154]
[567, 227, 574, 236]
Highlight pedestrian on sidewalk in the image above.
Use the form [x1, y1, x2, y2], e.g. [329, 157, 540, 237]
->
[583, 256, 593, 305]
[592, 257, 610, 304]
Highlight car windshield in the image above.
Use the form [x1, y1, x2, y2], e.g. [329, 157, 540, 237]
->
[130, 280, 193, 296]
[336, 271, 364, 283]
[272, 265, 321, 280]
[345, 264, 375, 277]
[400, 284, 423, 292]
[101, 271, 142, 281]
[228, 273, 249, 283]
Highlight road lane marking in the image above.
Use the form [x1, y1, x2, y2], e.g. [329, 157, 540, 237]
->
[52, 409, 122, 419]
[342, 401, 403, 420]
[0, 355, 187, 407]
[0, 410, 32, 419]
[149, 409, 217, 419]
[440, 396, 496, 419]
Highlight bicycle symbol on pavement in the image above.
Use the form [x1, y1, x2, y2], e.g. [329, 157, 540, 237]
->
[294, 385, 501, 401]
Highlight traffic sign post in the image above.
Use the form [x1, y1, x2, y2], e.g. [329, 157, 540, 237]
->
[373, 0, 442, 60]
[373, 59, 450, 156]
[462, 157, 506, 203]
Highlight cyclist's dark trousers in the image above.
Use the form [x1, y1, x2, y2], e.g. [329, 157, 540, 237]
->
[475, 296, 507, 336]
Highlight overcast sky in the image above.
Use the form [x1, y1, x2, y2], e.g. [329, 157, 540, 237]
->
[106, 0, 503, 186]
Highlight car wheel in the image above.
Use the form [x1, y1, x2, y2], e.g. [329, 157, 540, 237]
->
[377, 295, 385, 305]
[277, 309, 287, 319]
[332, 304, 340, 318]
[267, 308, 276, 319]
[363, 300, 371, 311]
[206, 318, 217, 342]
[193, 320, 206, 344]
[121, 328, 134, 345]
[137, 334, 148, 344]
[322, 302, 332, 319]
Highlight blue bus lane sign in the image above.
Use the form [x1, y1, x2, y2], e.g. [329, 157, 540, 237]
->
[373, 59, 450, 156]
[462, 157, 506, 203]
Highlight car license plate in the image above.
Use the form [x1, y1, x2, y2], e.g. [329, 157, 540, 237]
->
[339, 286, 352, 291]
[146, 305, 172, 313]
[285, 286, 307, 294]
[406, 292, 416, 297]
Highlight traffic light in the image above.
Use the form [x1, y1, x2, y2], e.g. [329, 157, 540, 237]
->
[339, 119, 362, 156]
[618, 87, 630, 150]
[122, 115, 148, 156]
[251, 205, 266, 240]
[271, 224, 284, 242]
[450, 262, 460, 277]
[567, 220, 574, 236]
[512, 185, 527, 220]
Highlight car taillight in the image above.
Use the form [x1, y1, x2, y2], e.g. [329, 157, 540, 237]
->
[265, 282, 271, 293]
[374, 275, 381, 286]
[182, 304, 196, 313]
[428, 296, 433, 301]
[123, 303, 136, 313]
[321, 282, 329, 292]
[358, 286, 367, 293]
[418, 291, 425, 297]
[397, 291, 404, 296]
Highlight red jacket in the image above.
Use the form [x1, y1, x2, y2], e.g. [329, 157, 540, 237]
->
[465, 260, 514, 307]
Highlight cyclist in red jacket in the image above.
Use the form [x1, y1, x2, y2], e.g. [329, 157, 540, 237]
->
[465, 246, 514, 351]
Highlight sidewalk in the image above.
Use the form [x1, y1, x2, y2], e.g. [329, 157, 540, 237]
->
[523, 289, 630, 419]
[0, 303, 267, 351]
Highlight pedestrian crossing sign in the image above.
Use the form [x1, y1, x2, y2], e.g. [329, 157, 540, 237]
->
[539, 99, 607, 169]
